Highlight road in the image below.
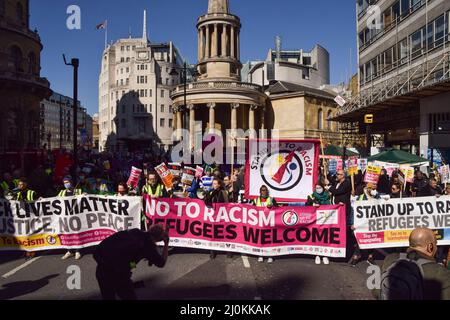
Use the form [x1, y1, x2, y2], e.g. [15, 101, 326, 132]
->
[0, 249, 375, 300]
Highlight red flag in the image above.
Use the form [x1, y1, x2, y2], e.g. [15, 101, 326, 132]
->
[272, 148, 299, 184]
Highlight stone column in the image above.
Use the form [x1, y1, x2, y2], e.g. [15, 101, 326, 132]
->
[205, 25, 210, 59]
[198, 29, 202, 61]
[208, 103, 216, 133]
[260, 106, 266, 139]
[231, 103, 239, 147]
[213, 24, 218, 57]
[221, 25, 227, 57]
[177, 108, 183, 138]
[231, 26, 235, 58]
[249, 105, 257, 139]
[188, 104, 195, 150]
[236, 29, 240, 60]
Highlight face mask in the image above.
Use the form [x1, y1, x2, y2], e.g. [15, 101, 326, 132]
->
[64, 183, 72, 189]
[316, 188, 324, 194]
[370, 190, 378, 197]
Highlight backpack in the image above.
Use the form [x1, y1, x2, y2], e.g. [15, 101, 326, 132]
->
[380, 253, 431, 300]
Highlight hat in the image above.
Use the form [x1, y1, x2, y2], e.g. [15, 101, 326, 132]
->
[63, 176, 73, 183]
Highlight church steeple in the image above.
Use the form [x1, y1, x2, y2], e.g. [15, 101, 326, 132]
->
[208, 0, 229, 14]
[142, 9, 148, 42]
[197, 0, 241, 80]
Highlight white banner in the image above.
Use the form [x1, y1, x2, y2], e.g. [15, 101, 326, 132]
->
[353, 196, 450, 249]
[246, 139, 320, 202]
[0, 196, 142, 252]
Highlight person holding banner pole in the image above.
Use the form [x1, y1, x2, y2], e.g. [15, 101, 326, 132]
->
[59, 176, 83, 260]
[252, 185, 278, 264]
[205, 178, 230, 260]
[307, 183, 331, 265]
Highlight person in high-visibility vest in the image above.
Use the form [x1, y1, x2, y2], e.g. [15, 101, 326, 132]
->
[252, 185, 278, 264]
[14, 178, 38, 260]
[142, 173, 168, 198]
[1, 172, 16, 197]
[59, 176, 83, 261]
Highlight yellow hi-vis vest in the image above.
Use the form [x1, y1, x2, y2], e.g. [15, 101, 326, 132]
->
[254, 197, 273, 207]
[58, 189, 83, 197]
[17, 190, 36, 203]
[0, 181, 10, 192]
[143, 184, 164, 197]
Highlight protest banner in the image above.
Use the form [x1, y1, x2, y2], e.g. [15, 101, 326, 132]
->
[0, 196, 141, 252]
[348, 158, 359, 176]
[353, 196, 450, 249]
[364, 164, 382, 185]
[181, 167, 196, 186]
[126, 167, 142, 189]
[246, 139, 320, 202]
[400, 165, 415, 184]
[438, 165, 450, 184]
[358, 159, 368, 173]
[195, 166, 204, 179]
[168, 163, 182, 177]
[155, 163, 174, 190]
[144, 196, 346, 258]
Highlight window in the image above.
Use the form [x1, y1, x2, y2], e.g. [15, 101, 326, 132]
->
[126, 57, 130, 62]
[126, 46, 130, 51]
[126, 67, 129, 73]
[166, 78, 169, 85]
[137, 76, 139, 84]
[327, 111, 333, 130]
[160, 118, 165, 127]
[121, 46, 124, 51]
[149, 104, 152, 112]
[28, 52, 36, 74]
[399, 38, 409, 64]
[126, 78, 129, 85]
[16, 2, 23, 23]
[122, 105, 125, 113]
[318, 109, 323, 130]
[121, 57, 125, 63]
[401, 0, 410, 17]
[410, 28, 424, 59]
[161, 90, 165, 98]
[161, 105, 165, 113]
[169, 106, 173, 113]
[149, 89, 153, 97]
[169, 119, 173, 128]
[10, 46, 23, 72]
[435, 15, 446, 47]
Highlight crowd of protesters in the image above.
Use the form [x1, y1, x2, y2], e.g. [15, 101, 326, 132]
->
[1, 148, 449, 299]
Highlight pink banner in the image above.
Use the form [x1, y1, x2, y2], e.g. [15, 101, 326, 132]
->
[144, 196, 347, 258]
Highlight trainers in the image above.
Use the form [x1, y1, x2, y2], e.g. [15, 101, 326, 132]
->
[75, 252, 82, 260]
[258, 257, 264, 263]
[315, 256, 321, 265]
[323, 257, 330, 265]
[267, 258, 274, 264]
[62, 252, 74, 260]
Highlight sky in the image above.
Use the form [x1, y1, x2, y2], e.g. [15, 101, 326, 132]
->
[30, 0, 357, 116]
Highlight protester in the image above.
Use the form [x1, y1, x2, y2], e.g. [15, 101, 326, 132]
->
[94, 225, 169, 300]
[117, 182, 129, 197]
[13, 178, 38, 260]
[59, 176, 83, 260]
[411, 170, 428, 197]
[307, 183, 331, 265]
[350, 183, 379, 266]
[142, 172, 168, 198]
[0, 172, 16, 198]
[389, 183, 402, 199]
[417, 178, 443, 197]
[223, 175, 235, 203]
[252, 185, 278, 264]
[375, 228, 450, 300]
[205, 178, 230, 259]
[377, 169, 390, 195]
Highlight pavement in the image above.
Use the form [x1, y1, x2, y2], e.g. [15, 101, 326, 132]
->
[0, 248, 376, 300]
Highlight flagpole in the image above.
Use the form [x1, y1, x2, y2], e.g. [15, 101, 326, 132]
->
[104, 20, 108, 50]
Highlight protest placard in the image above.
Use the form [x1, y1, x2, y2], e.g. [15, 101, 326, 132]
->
[155, 163, 174, 190]
[364, 165, 382, 185]
[181, 167, 196, 186]
[168, 163, 182, 177]
[348, 158, 359, 176]
[195, 166, 204, 179]
[439, 164, 450, 184]
[358, 159, 368, 173]
[126, 166, 142, 189]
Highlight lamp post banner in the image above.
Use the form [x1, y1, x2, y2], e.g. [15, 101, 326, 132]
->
[145, 197, 347, 258]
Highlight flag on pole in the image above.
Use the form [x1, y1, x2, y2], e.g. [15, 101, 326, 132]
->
[96, 20, 107, 30]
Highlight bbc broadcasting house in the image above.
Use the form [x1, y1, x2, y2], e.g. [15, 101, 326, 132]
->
[335, 0, 450, 163]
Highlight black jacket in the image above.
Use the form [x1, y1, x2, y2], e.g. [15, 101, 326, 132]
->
[205, 189, 229, 206]
[94, 229, 165, 273]
[417, 184, 443, 197]
[377, 175, 390, 195]
[328, 178, 352, 216]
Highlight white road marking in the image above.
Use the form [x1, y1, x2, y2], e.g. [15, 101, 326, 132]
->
[241, 255, 251, 269]
[2, 256, 41, 279]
